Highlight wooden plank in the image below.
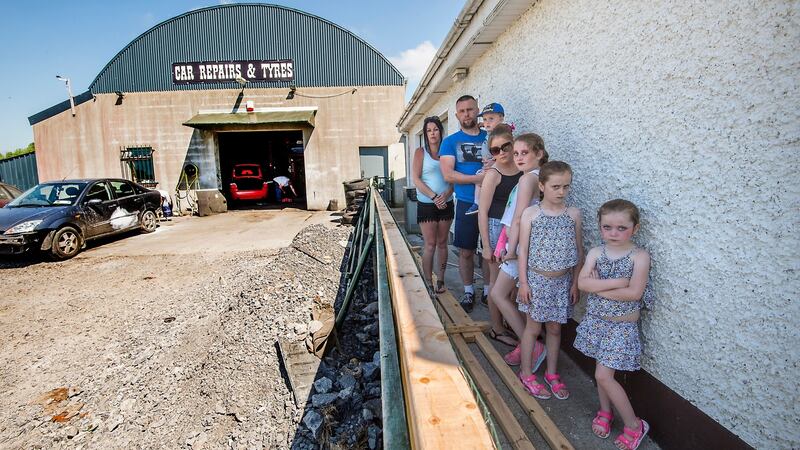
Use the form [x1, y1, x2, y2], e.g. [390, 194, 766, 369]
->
[277, 339, 321, 407]
[422, 251, 573, 450]
[434, 285, 475, 325]
[445, 322, 491, 335]
[475, 335, 574, 450]
[375, 196, 495, 450]
[451, 334, 536, 450]
[409, 250, 474, 328]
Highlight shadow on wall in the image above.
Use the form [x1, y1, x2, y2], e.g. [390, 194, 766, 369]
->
[393, 176, 407, 206]
[180, 129, 221, 190]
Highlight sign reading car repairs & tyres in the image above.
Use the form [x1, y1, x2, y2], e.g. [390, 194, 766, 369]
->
[172, 59, 294, 84]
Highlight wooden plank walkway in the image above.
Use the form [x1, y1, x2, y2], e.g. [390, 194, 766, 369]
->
[435, 286, 574, 450]
[406, 228, 574, 450]
[375, 198, 495, 449]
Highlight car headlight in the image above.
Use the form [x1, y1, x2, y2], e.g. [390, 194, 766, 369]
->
[4, 220, 43, 235]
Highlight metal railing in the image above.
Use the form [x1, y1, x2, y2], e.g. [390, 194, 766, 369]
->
[336, 185, 508, 449]
[334, 185, 410, 449]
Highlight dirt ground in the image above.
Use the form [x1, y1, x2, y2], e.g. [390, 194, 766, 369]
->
[0, 209, 348, 449]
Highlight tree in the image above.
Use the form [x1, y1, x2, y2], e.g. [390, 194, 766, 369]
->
[2, 142, 35, 160]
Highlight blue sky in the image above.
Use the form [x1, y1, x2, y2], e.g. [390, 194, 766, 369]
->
[0, 0, 463, 152]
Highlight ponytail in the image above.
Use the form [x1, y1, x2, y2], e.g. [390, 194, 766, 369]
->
[539, 149, 549, 166]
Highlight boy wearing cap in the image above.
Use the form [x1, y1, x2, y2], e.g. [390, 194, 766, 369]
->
[465, 102, 506, 217]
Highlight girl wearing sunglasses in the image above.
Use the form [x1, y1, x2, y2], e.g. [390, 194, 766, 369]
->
[478, 123, 523, 346]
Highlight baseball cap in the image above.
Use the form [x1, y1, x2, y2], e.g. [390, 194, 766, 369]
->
[478, 102, 505, 117]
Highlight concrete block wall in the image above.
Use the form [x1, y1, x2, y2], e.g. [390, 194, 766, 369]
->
[404, 1, 799, 447]
[32, 85, 405, 210]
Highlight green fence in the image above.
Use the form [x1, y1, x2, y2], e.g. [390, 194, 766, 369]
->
[0, 152, 38, 190]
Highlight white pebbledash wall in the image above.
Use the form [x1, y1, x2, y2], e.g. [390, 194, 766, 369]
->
[405, 1, 799, 447]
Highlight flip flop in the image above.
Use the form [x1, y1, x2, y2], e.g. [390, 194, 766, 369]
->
[435, 279, 447, 294]
[489, 328, 518, 347]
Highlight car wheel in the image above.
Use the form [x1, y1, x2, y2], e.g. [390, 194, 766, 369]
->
[140, 210, 158, 233]
[51, 226, 83, 260]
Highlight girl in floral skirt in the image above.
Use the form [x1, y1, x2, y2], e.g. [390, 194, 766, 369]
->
[575, 199, 654, 450]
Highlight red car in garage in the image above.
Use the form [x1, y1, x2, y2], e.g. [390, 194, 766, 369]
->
[229, 164, 269, 202]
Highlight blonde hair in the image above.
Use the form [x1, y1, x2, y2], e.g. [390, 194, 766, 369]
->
[488, 123, 514, 146]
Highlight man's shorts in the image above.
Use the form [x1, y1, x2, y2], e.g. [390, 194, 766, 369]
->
[453, 199, 480, 250]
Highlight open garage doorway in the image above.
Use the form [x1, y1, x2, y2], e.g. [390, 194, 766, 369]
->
[218, 131, 306, 209]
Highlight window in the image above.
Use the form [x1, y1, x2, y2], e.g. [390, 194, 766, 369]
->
[120, 146, 157, 188]
[109, 180, 136, 198]
[85, 182, 111, 203]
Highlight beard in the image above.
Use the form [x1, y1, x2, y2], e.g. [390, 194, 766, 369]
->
[460, 117, 477, 129]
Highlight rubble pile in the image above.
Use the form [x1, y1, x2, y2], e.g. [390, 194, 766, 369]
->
[0, 223, 382, 450]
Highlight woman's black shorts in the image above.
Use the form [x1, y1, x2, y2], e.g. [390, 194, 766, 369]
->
[417, 200, 454, 223]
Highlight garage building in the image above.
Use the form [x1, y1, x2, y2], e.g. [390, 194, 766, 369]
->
[28, 4, 406, 211]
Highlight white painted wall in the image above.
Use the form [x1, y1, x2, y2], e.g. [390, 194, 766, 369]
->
[404, 1, 800, 447]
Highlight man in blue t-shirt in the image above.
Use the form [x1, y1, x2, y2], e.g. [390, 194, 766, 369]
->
[439, 94, 489, 312]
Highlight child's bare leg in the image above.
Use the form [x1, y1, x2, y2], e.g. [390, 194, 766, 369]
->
[489, 272, 526, 338]
[596, 362, 612, 413]
[481, 257, 490, 298]
[544, 321, 562, 374]
[595, 364, 640, 430]
[519, 316, 543, 377]
[593, 362, 614, 437]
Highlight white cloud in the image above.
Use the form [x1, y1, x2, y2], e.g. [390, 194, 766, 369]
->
[389, 41, 437, 85]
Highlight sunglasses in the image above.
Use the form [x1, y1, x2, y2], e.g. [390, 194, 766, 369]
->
[489, 141, 513, 156]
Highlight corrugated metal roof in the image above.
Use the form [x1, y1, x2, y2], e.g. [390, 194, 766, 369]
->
[90, 4, 404, 93]
[28, 90, 94, 126]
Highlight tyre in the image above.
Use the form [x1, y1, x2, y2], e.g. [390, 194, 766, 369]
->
[139, 210, 158, 233]
[345, 189, 367, 201]
[50, 226, 83, 260]
[343, 179, 369, 191]
[341, 211, 357, 225]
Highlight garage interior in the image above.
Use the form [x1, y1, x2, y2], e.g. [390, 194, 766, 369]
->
[218, 130, 306, 208]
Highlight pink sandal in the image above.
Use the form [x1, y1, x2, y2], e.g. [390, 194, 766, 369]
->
[592, 410, 614, 439]
[544, 372, 570, 400]
[504, 345, 521, 365]
[614, 419, 649, 450]
[504, 340, 547, 368]
[518, 373, 551, 399]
